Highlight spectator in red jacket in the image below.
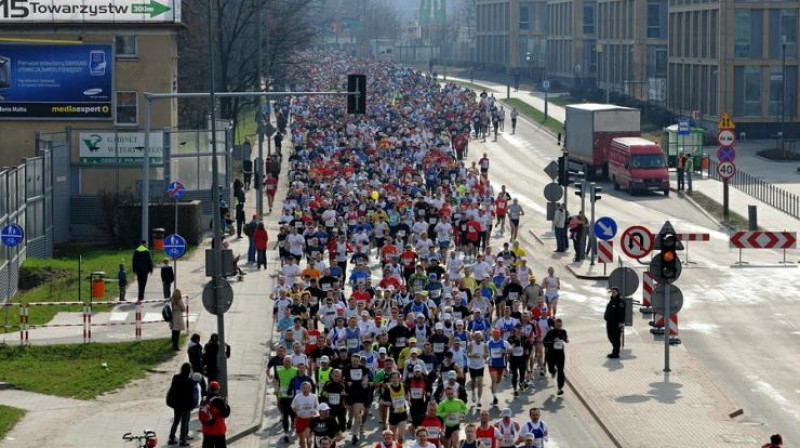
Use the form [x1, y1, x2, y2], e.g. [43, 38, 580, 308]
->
[254, 222, 269, 270]
[201, 381, 230, 448]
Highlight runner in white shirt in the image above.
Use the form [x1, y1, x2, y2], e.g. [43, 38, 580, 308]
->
[472, 257, 490, 281]
[281, 258, 303, 285]
[517, 260, 532, 288]
[447, 251, 464, 279]
[466, 332, 488, 405]
[291, 382, 319, 448]
[541, 267, 561, 317]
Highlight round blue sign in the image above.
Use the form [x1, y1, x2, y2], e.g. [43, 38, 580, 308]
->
[594, 217, 618, 241]
[1, 224, 24, 248]
[164, 234, 187, 259]
[716, 146, 736, 163]
[166, 181, 186, 200]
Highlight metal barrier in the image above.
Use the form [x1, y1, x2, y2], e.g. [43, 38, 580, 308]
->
[708, 158, 800, 220]
[16, 296, 190, 345]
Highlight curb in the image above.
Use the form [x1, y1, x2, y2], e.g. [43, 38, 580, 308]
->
[0, 382, 13, 390]
[669, 185, 734, 232]
[565, 377, 625, 448]
[564, 264, 609, 280]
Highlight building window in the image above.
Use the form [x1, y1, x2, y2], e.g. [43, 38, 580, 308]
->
[770, 66, 785, 117]
[520, 5, 530, 31]
[116, 91, 138, 125]
[583, 3, 595, 34]
[115, 35, 138, 58]
[744, 66, 761, 117]
[781, 9, 798, 58]
[735, 10, 752, 58]
[647, 3, 661, 38]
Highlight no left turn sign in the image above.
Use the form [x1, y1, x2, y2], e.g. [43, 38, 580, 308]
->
[621, 225, 654, 259]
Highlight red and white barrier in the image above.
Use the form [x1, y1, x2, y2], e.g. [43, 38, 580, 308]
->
[641, 271, 654, 314]
[597, 240, 613, 264]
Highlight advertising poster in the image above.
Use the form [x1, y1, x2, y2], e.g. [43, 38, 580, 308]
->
[79, 131, 164, 164]
[0, 43, 114, 119]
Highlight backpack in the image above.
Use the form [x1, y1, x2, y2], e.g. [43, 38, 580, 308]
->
[243, 221, 256, 237]
[162, 303, 173, 322]
[198, 401, 216, 426]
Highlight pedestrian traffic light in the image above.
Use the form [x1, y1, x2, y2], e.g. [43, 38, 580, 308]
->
[659, 232, 679, 281]
[591, 184, 602, 202]
[557, 155, 568, 186]
[347, 74, 367, 114]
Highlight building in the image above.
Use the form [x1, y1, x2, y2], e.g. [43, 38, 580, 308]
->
[0, 0, 181, 169]
[668, 0, 799, 137]
[476, 0, 548, 77]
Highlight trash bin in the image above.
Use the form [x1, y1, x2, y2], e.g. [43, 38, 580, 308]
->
[153, 228, 166, 251]
[90, 271, 106, 299]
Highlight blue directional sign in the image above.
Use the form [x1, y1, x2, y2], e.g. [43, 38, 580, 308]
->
[166, 181, 186, 200]
[0, 224, 24, 248]
[594, 217, 618, 241]
[678, 119, 691, 136]
[164, 234, 187, 259]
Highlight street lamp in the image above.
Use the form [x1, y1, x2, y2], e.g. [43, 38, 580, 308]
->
[782, 35, 788, 153]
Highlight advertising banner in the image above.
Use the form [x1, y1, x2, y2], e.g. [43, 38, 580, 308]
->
[0, 0, 180, 23]
[0, 43, 113, 119]
[79, 131, 164, 164]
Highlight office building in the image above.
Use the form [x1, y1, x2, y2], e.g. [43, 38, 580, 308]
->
[476, 0, 548, 78]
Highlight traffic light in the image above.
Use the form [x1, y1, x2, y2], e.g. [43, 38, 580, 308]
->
[573, 181, 585, 198]
[591, 184, 602, 202]
[659, 232, 679, 281]
[347, 74, 367, 114]
[558, 155, 568, 186]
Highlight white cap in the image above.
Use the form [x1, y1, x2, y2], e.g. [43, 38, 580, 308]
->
[443, 314, 452, 320]
[501, 408, 512, 417]
[361, 310, 369, 316]
[320, 355, 330, 363]
[413, 364, 423, 371]
[379, 347, 387, 354]
[318, 403, 330, 412]
[434, 322, 444, 330]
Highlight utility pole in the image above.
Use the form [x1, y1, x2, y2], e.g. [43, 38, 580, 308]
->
[206, 0, 228, 395]
[782, 35, 788, 153]
[255, 0, 264, 218]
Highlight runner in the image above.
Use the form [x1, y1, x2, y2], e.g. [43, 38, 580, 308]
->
[436, 385, 468, 448]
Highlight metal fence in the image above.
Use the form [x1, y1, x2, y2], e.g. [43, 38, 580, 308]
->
[708, 158, 800, 220]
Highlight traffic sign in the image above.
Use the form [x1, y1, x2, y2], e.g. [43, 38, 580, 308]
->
[717, 161, 736, 179]
[593, 217, 618, 241]
[730, 231, 797, 249]
[164, 234, 187, 259]
[651, 284, 684, 316]
[717, 129, 735, 147]
[542, 80, 551, 91]
[716, 146, 736, 163]
[597, 240, 613, 264]
[717, 113, 735, 130]
[166, 181, 186, 200]
[0, 224, 24, 248]
[608, 267, 639, 297]
[620, 225, 654, 259]
[678, 119, 690, 136]
[543, 161, 560, 180]
[202, 278, 234, 315]
[543, 183, 563, 202]
[652, 220, 684, 250]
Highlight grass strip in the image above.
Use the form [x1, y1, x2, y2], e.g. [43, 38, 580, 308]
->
[505, 98, 564, 135]
[0, 405, 25, 439]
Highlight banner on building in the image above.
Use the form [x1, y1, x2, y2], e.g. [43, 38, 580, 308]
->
[0, 0, 180, 23]
[0, 43, 113, 119]
[79, 131, 164, 164]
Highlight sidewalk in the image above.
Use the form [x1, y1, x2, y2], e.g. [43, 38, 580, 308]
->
[0, 160, 287, 447]
[567, 339, 763, 448]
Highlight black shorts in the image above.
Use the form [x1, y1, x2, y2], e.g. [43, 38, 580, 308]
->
[410, 403, 427, 426]
[445, 425, 460, 439]
[388, 412, 408, 426]
[469, 367, 484, 379]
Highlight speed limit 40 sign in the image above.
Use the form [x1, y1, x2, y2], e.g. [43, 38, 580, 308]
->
[718, 161, 736, 179]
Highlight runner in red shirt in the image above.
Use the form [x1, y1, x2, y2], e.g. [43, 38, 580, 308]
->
[400, 246, 417, 285]
[465, 218, 482, 260]
[417, 402, 444, 446]
[475, 410, 501, 448]
[381, 238, 399, 267]
[265, 173, 278, 212]
[494, 194, 508, 237]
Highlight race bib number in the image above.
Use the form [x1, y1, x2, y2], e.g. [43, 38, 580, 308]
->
[347, 339, 359, 349]
[508, 292, 519, 300]
[398, 231, 406, 237]
[322, 284, 331, 291]
[328, 393, 340, 405]
[431, 289, 441, 298]
[446, 413, 461, 425]
[433, 343, 445, 353]
[490, 348, 503, 359]
[554, 341, 564, 350]
[502, 436, 514, 446]
[428, 427, 440, 439]
[513, 346, 524, 357]
[396, 337, 406, 347]
[480, 439, 492, 448]
[350, 369, 363, 381]
[410, 387, 423, 399]
[392, 397, 406, 412]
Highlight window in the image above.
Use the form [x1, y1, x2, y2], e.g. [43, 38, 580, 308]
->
[583, 3, 595, 34]
[770, 66, 785, 117]
[116, 91, 138, 125]
[734, 10, 751, 58]
[647, 3, 662, 38]
[115, 35, 138, 58]
[744, 66, 761, 117]
[520, 5, 530, 31]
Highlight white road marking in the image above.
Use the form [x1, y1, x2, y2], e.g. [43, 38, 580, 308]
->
[678, 321, 719, 334]
[748, 376, 800, 423]
[142, 313, 162, 323]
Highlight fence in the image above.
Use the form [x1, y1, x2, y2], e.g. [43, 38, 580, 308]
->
[708, 158, 800, 220]
[3, 297, 190, 345]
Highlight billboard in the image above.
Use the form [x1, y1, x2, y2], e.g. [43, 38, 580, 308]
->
[0, 43, 113, 119]
[0, 0, 180, 23]
[79, 131, 164, 164]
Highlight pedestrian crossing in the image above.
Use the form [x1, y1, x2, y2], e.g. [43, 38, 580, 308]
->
[106, 312, 198, 323]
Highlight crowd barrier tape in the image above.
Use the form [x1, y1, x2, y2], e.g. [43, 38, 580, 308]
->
[18, 296, 189, 345]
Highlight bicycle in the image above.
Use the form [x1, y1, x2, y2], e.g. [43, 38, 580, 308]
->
[122, 431, 158, 448]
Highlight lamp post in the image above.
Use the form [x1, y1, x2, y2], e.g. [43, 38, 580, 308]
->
[782, 35, 787, 153]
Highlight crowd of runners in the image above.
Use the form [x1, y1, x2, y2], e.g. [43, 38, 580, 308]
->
[264, 52, 568, 448]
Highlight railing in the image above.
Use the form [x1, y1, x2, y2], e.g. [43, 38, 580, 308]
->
[708, 158, 800, 220]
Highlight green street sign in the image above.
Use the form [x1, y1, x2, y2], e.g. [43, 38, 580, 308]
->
[132, 0, 172, 18]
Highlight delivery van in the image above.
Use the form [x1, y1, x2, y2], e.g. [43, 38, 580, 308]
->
[608, 137, 670, 196]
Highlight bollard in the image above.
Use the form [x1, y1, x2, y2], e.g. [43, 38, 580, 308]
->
[748, 205, 758, 230]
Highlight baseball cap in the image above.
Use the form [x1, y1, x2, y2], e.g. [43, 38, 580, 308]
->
[209, 381, 221, 390]
[443, 314, 452, 320]
[434, 322, 444, 330]
[413, 364, 423, 371]
[320, 355, 330, 363]
[524, 434, 535, 441]
[318, 403, 330, 412]
[361, 310, 370, 316]
[379, 347, 387, 354]
[411, 348, 421, 355]
[501, 408, 512, 417]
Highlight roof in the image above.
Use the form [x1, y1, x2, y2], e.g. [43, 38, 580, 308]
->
[613, 137, 660, 147]
[566, 103, 637, 112]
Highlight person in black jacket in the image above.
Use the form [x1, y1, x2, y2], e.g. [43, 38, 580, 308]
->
[187, 333, 204, 375]
[203, 333, 231, 382]
[161, 259, 175, 299]
[604, 287, 626, 359]
[543, 318, 569, 395]
[167, 363, 196, 446]
[132, 240, 153, 302]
